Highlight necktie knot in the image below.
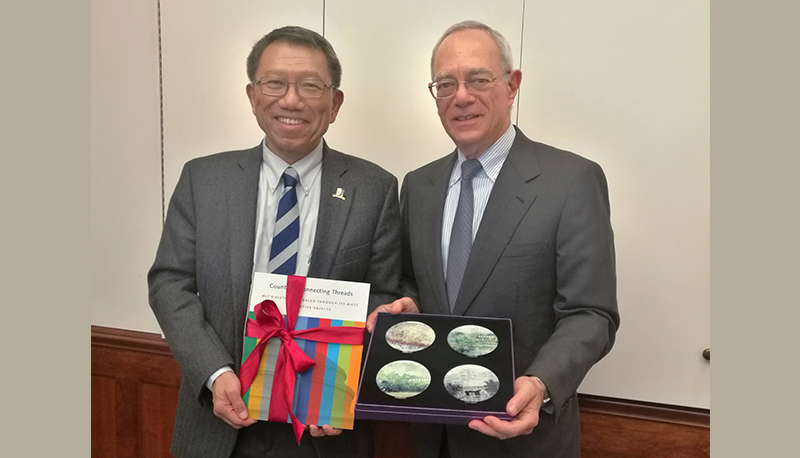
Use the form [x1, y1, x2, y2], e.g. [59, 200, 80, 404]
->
[461, 159, 482, 182]
[282, 168, 299, 189]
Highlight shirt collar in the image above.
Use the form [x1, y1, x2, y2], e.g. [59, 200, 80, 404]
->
[261, 139, 324, 196]
[450, 124, 516, 186]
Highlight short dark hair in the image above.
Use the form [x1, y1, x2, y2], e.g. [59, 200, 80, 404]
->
[246, 26, 342, 88]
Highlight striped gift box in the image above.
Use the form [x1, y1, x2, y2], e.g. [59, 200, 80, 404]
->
[242, 316, 365, 428]
[241, 273, 370, 429]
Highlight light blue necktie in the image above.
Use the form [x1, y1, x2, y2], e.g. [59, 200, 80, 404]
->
[446, 159, 482, 311]
[268, 168, 300, 275]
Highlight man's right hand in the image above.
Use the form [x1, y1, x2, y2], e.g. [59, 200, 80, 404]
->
[366, 297, 419, 333]
[212, 371, 257, 429]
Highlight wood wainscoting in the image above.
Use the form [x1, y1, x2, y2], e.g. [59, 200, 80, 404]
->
[91, 325, 709, 458]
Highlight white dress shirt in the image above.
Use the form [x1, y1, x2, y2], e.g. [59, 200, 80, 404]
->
[206, 139, 324, 390]
[252, 141, 323, 275]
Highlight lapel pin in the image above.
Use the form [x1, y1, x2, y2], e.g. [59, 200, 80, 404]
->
[332, 188, 346, 200]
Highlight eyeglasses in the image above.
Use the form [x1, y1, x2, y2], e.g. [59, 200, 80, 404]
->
[428, 73, 509, 99]
[254, 77, 336, 98]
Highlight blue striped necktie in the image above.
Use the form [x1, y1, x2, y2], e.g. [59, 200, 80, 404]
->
[446, 159, 482, 311]
[268, 168, 300, 275]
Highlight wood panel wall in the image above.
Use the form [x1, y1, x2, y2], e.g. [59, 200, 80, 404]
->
[91, 326, 709, 458]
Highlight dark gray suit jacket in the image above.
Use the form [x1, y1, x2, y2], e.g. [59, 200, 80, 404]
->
[148, 141, 401, 458]
[400, 127, 619, 458]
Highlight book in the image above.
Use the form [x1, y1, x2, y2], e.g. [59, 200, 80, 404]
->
[240, 273, 370, 431]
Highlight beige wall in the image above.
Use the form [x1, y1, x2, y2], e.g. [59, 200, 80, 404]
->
[91, 0, 709, 409]
[91, 0, 162, 332]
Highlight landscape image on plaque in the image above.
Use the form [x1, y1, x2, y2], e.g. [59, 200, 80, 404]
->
[446, 325, 498, 358]
[443, 364, 500, 404]
[385, 321, 436, 353]
[376, 360, 432, 399]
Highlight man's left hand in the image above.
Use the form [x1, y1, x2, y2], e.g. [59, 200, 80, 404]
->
[366, 297, 419, 333]
[308, 425, 343, 437]
[467, 376, 544, 439]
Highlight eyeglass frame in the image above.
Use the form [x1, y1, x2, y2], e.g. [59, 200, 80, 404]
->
[252, 76, 338, 99]
[427, 71, 511, 99]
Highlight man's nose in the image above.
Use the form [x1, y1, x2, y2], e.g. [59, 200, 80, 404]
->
[279, 83, 304, 108]
[453, 81, 475, 105]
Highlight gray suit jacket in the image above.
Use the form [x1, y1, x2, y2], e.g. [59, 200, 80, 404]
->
[148, 141, 401, 458]
[400, 127, 619, 458]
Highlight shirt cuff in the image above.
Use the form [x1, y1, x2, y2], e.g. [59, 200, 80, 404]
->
[206, 366, 234, 391]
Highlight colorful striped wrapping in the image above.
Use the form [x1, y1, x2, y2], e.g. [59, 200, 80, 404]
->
[241, 313, 365, 429]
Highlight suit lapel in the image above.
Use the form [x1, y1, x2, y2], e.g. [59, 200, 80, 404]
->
[422, 153, 457, 315]
[453, 132, 541, 316]
[229, 146, 261, 359]
[308, 143, 353, 278]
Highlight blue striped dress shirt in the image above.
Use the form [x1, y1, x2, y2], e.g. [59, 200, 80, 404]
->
[441, 125, 516, 277]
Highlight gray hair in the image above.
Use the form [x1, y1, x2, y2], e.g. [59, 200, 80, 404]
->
[246, 26, 342, 88]
[430, 21, 515, 78]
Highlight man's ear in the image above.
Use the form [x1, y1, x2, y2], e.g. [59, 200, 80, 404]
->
[245, 83, 257, 113]
[329, 89, 344, 123]
[507, 70, 522, 104]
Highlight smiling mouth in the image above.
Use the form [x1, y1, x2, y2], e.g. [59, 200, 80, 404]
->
[455, 115, 479, 121]
[277, 117, 305, 125]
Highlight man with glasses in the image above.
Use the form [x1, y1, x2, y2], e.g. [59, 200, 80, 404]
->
[149, 26, 400, 458]
[368, 21, 619, 457]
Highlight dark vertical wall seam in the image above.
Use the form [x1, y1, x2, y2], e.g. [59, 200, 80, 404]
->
[515, 0, 526, 126]
[157, 0, 166, 224]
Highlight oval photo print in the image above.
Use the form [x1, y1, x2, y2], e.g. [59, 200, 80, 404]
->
[376, 360, 432, 399]
[447, 325, 498, 358]
[385, 321, 436, 353]
[443, 364, 500, 404]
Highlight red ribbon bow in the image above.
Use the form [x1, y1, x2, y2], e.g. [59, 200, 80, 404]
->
[238, 275, 365, 444]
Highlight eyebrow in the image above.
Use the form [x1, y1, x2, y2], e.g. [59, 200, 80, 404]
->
[433, 67, 495, 81]
[258, 71, 327, 81]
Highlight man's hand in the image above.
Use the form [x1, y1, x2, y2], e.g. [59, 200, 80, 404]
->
[308, 425, 343, 437]
[467, 376, 544, 440]
[366, 297, 419, 333]
[212, 371, 257, 429]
